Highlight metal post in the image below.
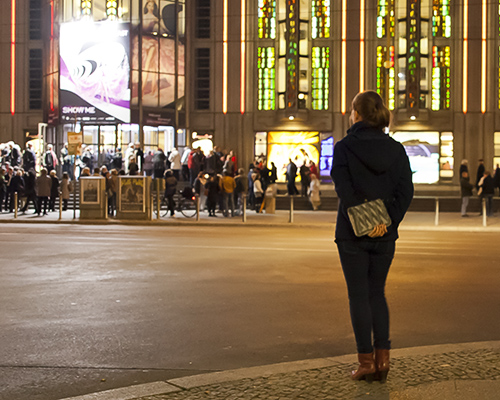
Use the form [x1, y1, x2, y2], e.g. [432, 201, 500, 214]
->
[74, 180, 78, 219]
[242, 194, 247, 223]
[434, 198, 439, 226]
[156, 178, 160, 220]
[483, 198, 487, 227]
[14, 192, 18, 219]
[105, 192, 109, 221]
[196, 195, 200, 221]
[59, 194, 62, 220]
[289, 195, 294, 223]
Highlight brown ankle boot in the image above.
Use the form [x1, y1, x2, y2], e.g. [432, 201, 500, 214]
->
[375, 349, 390, 382]
[351, 352, 376, 382]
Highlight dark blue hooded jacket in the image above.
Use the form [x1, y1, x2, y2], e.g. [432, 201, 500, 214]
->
[331, 121, 414, 241]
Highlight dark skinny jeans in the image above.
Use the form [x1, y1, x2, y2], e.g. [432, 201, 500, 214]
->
[337, 240, 395, 354]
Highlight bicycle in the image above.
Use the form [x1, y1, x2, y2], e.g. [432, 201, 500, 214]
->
[152, 189, 198, 218]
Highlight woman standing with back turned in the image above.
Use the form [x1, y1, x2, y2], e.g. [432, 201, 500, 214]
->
[331, 91, 413, 382]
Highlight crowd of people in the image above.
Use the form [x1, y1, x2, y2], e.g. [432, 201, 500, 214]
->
[459, 159, 500, 217]
[0, 140, 323, 217]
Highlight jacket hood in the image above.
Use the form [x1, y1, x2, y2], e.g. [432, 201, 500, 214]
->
[343, 121, 402, 175]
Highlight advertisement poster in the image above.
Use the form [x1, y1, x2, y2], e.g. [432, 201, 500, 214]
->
[120, 177, 145, 212]
[267, 132, 320, 182]
[67, 132, 83, 156]
[391, 131, 440, 184]
[60, 21, 131, 123]
[131, 0, 185, 108]
[81, 178, 101, 204]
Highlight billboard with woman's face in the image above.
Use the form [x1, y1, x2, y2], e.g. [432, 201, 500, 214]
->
[59, 22, 131, 123]
[131, 0, 185, 108]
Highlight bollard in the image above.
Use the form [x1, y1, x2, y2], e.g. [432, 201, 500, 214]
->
[289, 195, 294, 223]
[105, 192, 109, 220]
[434, 198, 439, 226]
[14, 192, 18, 219]
[73, 180, 78, 219]
[196, 194, 200, 222]
[59, 194, 62, 220]
[482, 198, 487, 227]
[242, 194, 247, 223]
[156, 178, 160, 220]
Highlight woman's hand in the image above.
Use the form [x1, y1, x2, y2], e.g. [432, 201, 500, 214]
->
[368, 224, 387, 238]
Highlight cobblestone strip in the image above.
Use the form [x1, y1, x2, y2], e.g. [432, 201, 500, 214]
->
[138, 349, 500, 400]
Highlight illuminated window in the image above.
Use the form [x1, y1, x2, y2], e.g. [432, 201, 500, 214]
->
[311, 47, 329, 110]
[440, 132, 454, 180]
[494, 132, 500, 167]
[431, 46, 451, 110]
[257, 47, 276, 111]
[377, 0, 395, 39]
[376, 46, 395, 110]
[312, 0, 331, 39]
[106, 0, 117, 20]
[258, 0, 276, 39]
[432, 0, 451, 38]
[81, 0, 91, 19]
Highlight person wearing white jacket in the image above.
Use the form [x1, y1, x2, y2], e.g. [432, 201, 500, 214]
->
[309, 173, 321, 211]
[169, 148, 182, 180]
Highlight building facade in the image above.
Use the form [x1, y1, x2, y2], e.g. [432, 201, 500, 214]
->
[2, 0, 500, 184]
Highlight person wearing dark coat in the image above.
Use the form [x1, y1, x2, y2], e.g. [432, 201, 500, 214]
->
[49, 170, 60, 211]
[164, 169, 178, 217]
[205, 174, 220, 217]
[494, 164, 500, 194]
[8, 169, 25, 212]
[20, 169, 38, 214]
[475, 159, 485, 190]
[330, 91, 413, 383]
[22, 144, 37, 171]
[460, 171, 474, 217]
[286, 159, 299, 195]
[478, 171, 495, 216]
[153, 149, 167, 179]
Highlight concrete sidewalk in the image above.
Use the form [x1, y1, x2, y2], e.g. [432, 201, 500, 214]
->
[60, 341, 500, 400]
[1, 208, 500, 232]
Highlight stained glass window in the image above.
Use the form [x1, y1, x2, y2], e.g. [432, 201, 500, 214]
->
[377, 0, 395, 39]
[312, 47, 330, 110]
[432, 0, 451, 38]
[257, 47, 276, 110]
[431, 46, 451, 110]
[258, 0, 276, 39]
[376, 46, 395, 110]
[312, 0, 331, 39]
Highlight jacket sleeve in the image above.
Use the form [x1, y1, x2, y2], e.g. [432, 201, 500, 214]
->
[330, 141, 360, 208]
[387, 147, 414, 226]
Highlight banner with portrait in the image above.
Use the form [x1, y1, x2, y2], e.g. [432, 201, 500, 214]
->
[119, 177, 146, 212]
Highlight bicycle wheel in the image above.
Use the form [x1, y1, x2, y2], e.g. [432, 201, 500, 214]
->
[180, 198, 198, 218]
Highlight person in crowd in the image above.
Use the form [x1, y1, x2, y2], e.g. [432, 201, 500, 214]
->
[60, 172, 73, 211]
[103, 148, 114, 170]
[494, 163, 500, 195]
[44, 144, 58, 173]
[204, 150, 217, 175]
[20, 168, 37, 214]
[193, 171, 207, 211]
[234, 168, 248, 215]
[475, 159, 485, 190]
[168, 147, 182, 180]
[81, 146, 94, 171]
[269, 162, 278, 184]
[188, 148, 202, 187]
[60, 143, 74, 179]
[128, 157, 139, 175]
[3, 165, 13, 211]
[111, 147, 123, 171]
[143, 150, 154, 176]
[153, 148, 167, 179]
[300, 162, 311, 197]
[134, 143, 144, 172]
[124, 143, 135, 172]
[8, 168, 25, 212]
[0, 167, 6, 212]
[205, 173, 220, 217]
[36, 168, 52, 216]
[223, 153, 234, 177]
[286, 158, 299, 195]
[460, 171, 474, 217]
[309, 161, 319, 178]
[330, 91, 413, 382]
[309, 173, 321, 211]
[164, 169, 178, 217]
[23, 143, 37, 172]
[80, 167, 91, 177]
[181, 147, 191, 181]
[8, 142, 21, 167]
[253, 172, 264, 212]
[49, 170, 60, 212]
[92, 168, 101, 177]
[247, 164, 255, 210]
[459, 159, 469, 177]
[221, 170, 236, 217]
[478, 170, 495, 216]
[108, 169, 119, 216]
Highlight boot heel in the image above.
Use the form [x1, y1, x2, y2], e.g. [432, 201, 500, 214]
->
[364, 373, 375, 383]
[378, 370, 388, 383]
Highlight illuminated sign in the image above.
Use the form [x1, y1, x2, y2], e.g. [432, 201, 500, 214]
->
[60, 21, 131, 123]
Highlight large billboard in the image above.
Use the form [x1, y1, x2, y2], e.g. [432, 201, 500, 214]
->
[60, 22, 131, 123]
